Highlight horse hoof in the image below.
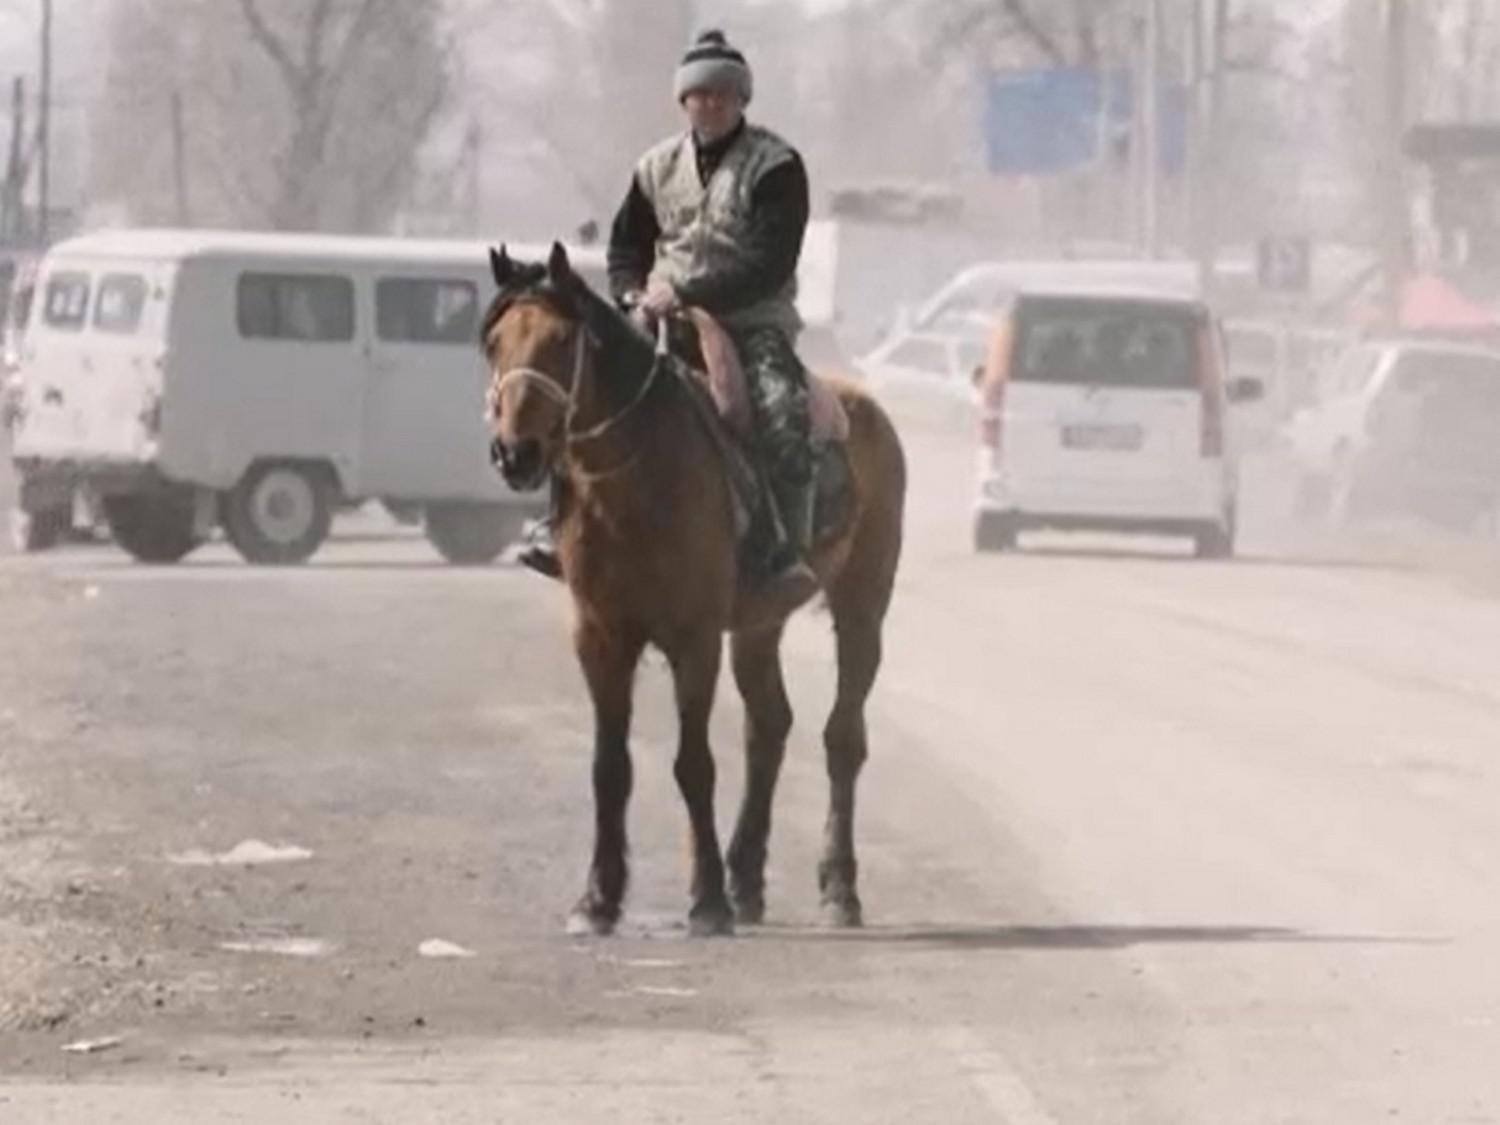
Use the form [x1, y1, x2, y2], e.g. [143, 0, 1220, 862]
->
[821, 897, 863, 929]
[732, 896, 766, 926]
[688, 904, 736, 938]
[566, 907, 618, 937]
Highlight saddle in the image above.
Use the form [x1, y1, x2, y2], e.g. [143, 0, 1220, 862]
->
[684, 310, 850, 446]
[666, 311, 854, 555]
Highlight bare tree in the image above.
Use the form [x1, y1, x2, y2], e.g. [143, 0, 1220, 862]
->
[94, 0, 450, 232]
[464, 0, 694, 218]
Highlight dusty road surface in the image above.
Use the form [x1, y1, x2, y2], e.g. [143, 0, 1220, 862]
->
[2, 414, 1500, 1122]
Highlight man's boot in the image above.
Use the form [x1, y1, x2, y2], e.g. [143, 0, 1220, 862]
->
[739, 478, 819, 627]
[516, 476, 564, 580]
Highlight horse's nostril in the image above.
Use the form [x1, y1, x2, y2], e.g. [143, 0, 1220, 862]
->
[511, 440, 541, 476]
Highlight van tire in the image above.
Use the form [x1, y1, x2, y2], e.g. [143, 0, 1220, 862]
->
[424, 503, 524, 565]
[9, 504, 70, 553]
[973, 512, 1019, 553]
[103, 492, 200, 564]
[1193, 520, 1235, 560]
[223, 462, 333, 565]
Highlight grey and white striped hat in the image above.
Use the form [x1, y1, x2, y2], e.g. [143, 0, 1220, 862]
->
[674, 29, 753, 105]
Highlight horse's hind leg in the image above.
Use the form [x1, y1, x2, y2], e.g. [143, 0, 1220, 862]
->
[820, 599, 886, 928]
[726, 623, 792, 925]
[668, 629, 734, 937]
[568, 623, 645, 937]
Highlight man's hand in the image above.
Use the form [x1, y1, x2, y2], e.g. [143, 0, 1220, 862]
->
[639, 281, 680, 319]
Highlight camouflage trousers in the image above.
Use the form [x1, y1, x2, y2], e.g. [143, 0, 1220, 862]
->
[728, 324, 814, 488]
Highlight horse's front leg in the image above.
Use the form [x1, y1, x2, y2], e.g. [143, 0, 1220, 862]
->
[568, 622, 645, 937]
[668, 629, 734, 937]
[726, 623, 792, 925]
[820, 607, 883, 928]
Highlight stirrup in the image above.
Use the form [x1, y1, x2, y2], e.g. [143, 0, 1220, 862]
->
[516, 519, 563, 580]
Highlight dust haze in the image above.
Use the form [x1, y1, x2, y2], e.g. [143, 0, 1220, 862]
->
[2, 2, 1500, 1122]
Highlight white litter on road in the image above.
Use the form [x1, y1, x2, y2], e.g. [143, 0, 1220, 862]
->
[418, 939, 477, 959]
[633, 985, 698, 998]
[168, 840, 314, 867]
[61, 1037, 123, 1055]
[220, 938, 332, 958]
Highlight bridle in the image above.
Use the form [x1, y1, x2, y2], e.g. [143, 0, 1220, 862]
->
[488, 305, 668, 448]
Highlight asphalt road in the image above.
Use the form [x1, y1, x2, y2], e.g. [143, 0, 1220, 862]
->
[2, 415, 1498, 1122]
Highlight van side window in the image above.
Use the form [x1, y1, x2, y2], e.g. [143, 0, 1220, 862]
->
[94, 274, 149, 334]
[375, 278, 478, 345]
[237, 273, 355, 342]
[43, 272, 91, 331]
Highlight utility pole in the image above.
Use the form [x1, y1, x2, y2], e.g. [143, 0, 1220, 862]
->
[1142, 0, 1162, 258]
[1195, 0, 1229, 298]
[1379, 0, 1409, 331]
[170, 90, 191, 226]
[3, 78, 25, 243]
[464, 121, 482, 235]
[38, 0, 52, 246]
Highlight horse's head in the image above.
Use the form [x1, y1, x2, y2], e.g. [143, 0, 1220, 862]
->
[481, 242, 593, 492]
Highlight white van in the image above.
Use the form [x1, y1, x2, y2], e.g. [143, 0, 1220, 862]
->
[8, 230, 607, 564]
[973, 285, 1263, 557]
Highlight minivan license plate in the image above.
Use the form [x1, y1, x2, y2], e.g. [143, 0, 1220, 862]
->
[1061, 423, 1144, 451]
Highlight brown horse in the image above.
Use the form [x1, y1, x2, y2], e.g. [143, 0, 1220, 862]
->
[482, 243, 904, 936]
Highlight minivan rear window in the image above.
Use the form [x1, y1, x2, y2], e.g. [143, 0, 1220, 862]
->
[1015, 299, 1200, 390]
[237, 273, 355, 342]
[94, 273, 149, 334]
[43, 272, 91, 331]
[376, 278, 478, 345]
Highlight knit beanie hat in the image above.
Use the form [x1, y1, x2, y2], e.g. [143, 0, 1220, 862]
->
[674, 29, 753, 105]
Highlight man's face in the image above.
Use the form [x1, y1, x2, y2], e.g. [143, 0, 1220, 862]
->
[683, 87, 744, 144]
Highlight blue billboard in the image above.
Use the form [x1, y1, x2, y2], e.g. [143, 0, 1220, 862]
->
[986, 67, 1187, 177]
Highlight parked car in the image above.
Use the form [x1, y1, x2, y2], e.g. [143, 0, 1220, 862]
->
[1284, 338, 1500, 529]
[972, 284, 1263, 557]
[1223, 318, 1354, 425]
[9, 230, 606, 565]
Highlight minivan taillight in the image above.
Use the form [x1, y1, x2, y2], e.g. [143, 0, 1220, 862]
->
[977, 320, 1013, 454]
[1197, 322, 1225, 458]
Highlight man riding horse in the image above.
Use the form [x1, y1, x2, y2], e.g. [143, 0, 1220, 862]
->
[519, 29, 818, 603]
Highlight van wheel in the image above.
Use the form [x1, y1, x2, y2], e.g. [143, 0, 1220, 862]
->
[973, 512, 1019, 553]
[223, 463, 333, 565]
[1194, 519, 1235, 560]
[9, 504, 70, 553]
[424, 503, 525, 565]
[103, 492, 200, 564]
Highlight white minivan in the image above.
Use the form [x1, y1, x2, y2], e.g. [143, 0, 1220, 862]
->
[973, 285, 1263, 557]
[8, 230, 606, 564]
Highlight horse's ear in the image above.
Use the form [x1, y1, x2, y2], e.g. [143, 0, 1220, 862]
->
[489, 245, 513, 287]
[547, 241, 574, 287]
